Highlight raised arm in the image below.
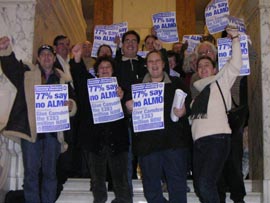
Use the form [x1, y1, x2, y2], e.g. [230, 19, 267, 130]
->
[226, 27, 242, 71]
[0, 36, 28, 83]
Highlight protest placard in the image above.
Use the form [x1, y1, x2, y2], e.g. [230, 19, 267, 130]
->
[205, 0, 230, 34]
[91, 22, 128, 58]
[91, 24, 118, 58]
[218, 34, 250, 75]
[87, 77, 124, 124]
[182, 35, 202, 53]
[35, 84, 70, 133]
[116, 22, 128, 38]
[132, 82, 164, 133]
[227, 16, 246, 34]
[152, 12, 179, 43]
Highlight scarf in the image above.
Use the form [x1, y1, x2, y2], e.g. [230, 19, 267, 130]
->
[190, 84, 211, 119]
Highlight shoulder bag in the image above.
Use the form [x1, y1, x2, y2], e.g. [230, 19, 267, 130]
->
[216, 81, 249, 133]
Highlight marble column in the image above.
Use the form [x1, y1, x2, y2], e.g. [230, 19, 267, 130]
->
[0, 0, 36, 201]
[259, 0, 270, 202]
[0, 0, 36, 61]
[229, 0, 264, 191]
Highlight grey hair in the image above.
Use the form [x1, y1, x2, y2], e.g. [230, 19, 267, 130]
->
[183, 52, 197, 73]
[194, 41, 217, 60]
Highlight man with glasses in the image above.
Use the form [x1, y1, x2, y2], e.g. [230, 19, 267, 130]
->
[114, 30, 147, 197]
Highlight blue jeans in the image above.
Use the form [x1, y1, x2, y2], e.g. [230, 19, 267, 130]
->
[21, 134, 60, 203]
[139, 148, 188, 203]
[87, 146, 132, 203]
[193, 134, 231, 203]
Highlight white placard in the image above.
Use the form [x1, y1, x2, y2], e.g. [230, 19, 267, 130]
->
[116, 22, 128, 38]
[35, 84, 70, 133]
[227, 16, 246, 34]
[182, 35, 202, 53]
[91, 22, 128, 58]
[132, 82, 164, 133]
[91, 24, 118, 58]
[152, 12, 179, 43]
[87, 77, 124, 124]
[217, 35, 250, 76]
[137, 51, 149, 58]
[205, 0, 230, 34]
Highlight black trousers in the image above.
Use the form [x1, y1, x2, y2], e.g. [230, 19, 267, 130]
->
[218, 128, 246, 203]
[86, 147, 132, 203]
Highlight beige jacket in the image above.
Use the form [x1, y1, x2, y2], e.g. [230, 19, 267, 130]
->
[0, 45, 77, 152]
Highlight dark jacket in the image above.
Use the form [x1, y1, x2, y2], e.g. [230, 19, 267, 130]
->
[70, 59, 129, 155]
[114, 55, 147, 102]
[128, 73, 192, 156]
[0, 48, 77, 152]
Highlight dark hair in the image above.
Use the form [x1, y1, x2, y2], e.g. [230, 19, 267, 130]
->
[144, 35, 157, 43]
[53, 35, 67, 46]
[146, 50, 165, 63]
[121, 30, 140, 44]
[166, 50, 177, 58]
[96, 44, 113, 57]
[221, 30, 227, 38]
[196, 55, 216, 70]
[200, 34, 216, 45]
[93, 56, 116, 76]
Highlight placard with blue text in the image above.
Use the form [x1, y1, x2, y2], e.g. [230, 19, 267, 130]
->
[227, 16, 246, 34]
[35, 84, 70, 133]
[152, 12, 179, 43]
[182, 35, 202, 53]
[132, 82, 164, 133]
[87, 77, 124, 124]
[92, 24, 118, 58]
[218, 35, 250, 75]
[205, 0, 229, 34]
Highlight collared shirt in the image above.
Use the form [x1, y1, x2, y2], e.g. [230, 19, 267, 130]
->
[122, 55, 138, 61]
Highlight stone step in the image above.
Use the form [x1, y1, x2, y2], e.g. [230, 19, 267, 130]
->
[56, 178, 262, 203]
[56, 190, 261, 203]
[62, 178, 255, 193]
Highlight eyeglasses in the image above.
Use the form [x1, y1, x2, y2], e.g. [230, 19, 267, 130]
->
[198, 50, 213, 56]
[124, 39, 138, 44]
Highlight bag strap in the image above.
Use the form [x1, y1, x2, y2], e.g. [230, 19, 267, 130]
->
[216, 81, 229, 114]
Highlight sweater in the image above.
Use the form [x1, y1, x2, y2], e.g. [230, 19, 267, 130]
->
[191, 38, 242, 141]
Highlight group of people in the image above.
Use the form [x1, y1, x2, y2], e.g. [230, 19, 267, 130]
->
[0, 25, 247, 203]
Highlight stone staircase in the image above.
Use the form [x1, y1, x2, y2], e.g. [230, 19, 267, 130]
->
[56, 178, 262, 203]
